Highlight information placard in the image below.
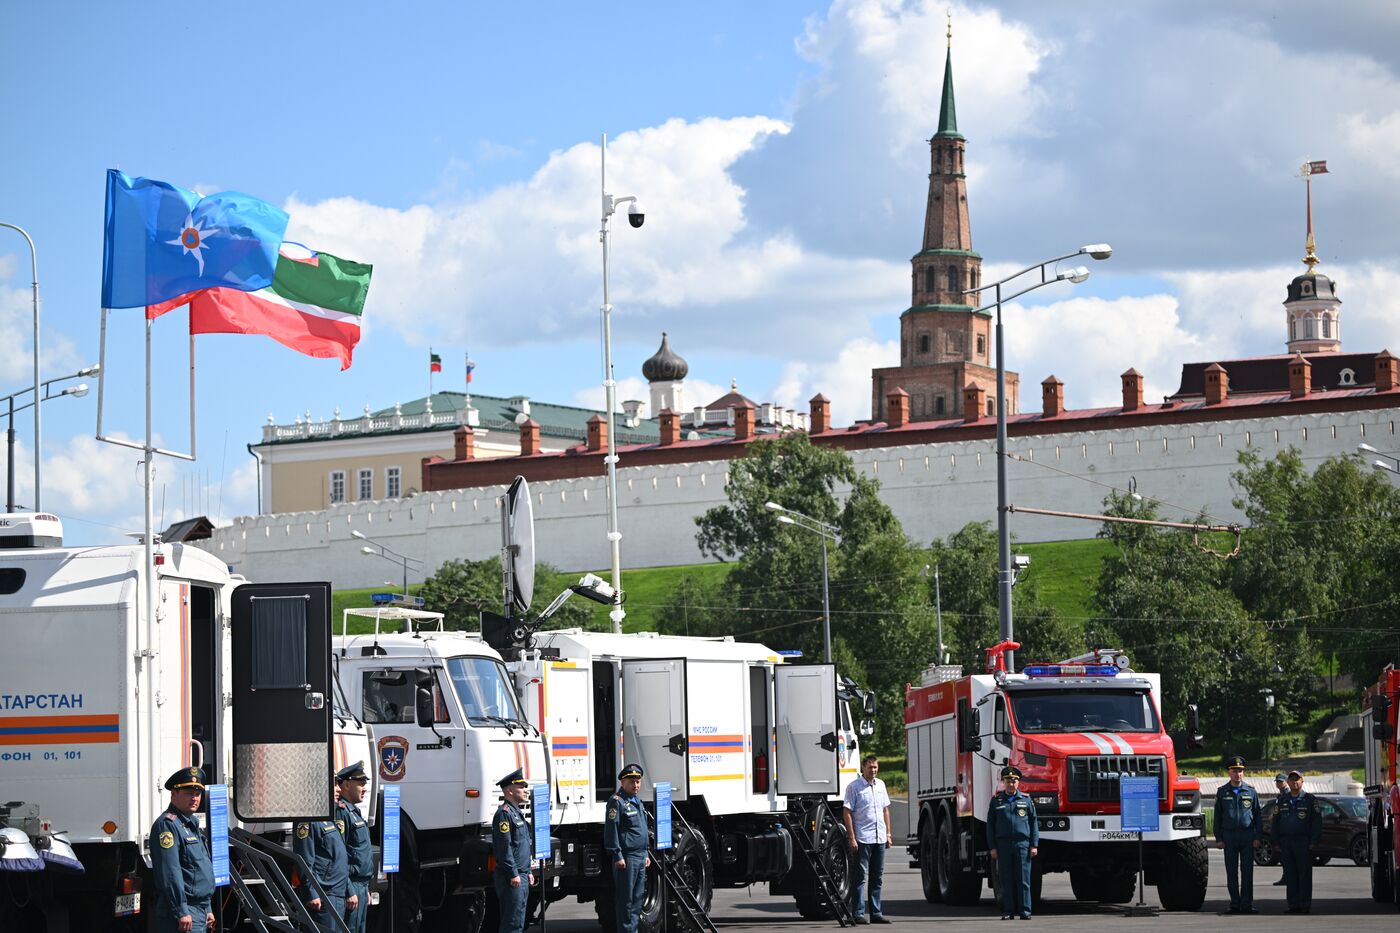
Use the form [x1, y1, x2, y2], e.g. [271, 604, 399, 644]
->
[382, 785, 401, 873]
[1119, 776, 1160, 833]
[655, 782, 672, 850]
[207, 784, 230, 887]
[531, 783, 551, 860]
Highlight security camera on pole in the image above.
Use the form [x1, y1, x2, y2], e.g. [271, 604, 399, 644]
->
[597, 133, 644, 633]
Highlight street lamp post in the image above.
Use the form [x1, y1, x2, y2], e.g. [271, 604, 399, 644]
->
[964, 244, 1112, 672]
[1, 366, 99, 512]
[597, 133, 645, 634]
[352, 530, 423, 596]
[0, 223, 41, 510]
[765, 502, 839, 664]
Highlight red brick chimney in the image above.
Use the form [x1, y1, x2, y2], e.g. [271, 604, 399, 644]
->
[453, 425, 475, 460]
[1289, 353, 1311, 398]
[520, 418, 541, 455]
[1377, 350, 1397, 392]
[733, 401, 756, 441]
[659, 408, 681, 446]
[963, 383, 987, 421]
[1203, 363, 1228, 405]
[1121, 368, 1144, 411]
[809, 393, 831, 435]
[886, 387, 910, 428]
[1041, 376, 1064, 418]
[586, 414, 608, 452]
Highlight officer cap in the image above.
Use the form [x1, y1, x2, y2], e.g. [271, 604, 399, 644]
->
[1274, 773, 1288, 783]
[1286, 769, 1303, 780]
[165, 766, 206, 791]
[336, 761, 368, 783]
[999, 765, 1023, 780]
[618, 762, 644, 781]
[497, 767, 529, 788]
[1225, 755, 1246, 769]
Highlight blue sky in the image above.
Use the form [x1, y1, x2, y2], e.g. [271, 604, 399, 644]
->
[3, 1, 1400, 542]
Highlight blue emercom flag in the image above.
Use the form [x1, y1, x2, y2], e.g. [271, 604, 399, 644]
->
[100, 169, 289, 309]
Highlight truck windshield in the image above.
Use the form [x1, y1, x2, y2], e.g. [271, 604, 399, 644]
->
[1009, 689, 1160, 734]
[446, 656, 524, 726]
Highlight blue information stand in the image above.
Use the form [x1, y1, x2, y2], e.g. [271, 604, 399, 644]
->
[382, 785, 401, 874]
[207, 784, 230, 887]
[655, 782, 672, 850]
[531, 784, 551, 860]
[1119, 775, 1159, 916]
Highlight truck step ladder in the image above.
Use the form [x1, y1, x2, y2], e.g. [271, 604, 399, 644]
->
[228, 827, 350, 932]
[782, 799, 856, 927]
[653, 808, 718, 933]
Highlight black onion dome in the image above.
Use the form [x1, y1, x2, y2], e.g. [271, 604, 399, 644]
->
[642, 332, 689, 382]
[1285, 272, 1339, 304]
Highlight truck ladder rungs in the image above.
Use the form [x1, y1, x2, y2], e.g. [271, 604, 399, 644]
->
[782, 801, 857, 928]
[653, 807, 718, 933]
[228, 827, 351, 933]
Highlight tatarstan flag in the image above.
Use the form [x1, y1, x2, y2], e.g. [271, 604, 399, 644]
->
[148, 250, 371, 370]
[430, 351, 442, 373]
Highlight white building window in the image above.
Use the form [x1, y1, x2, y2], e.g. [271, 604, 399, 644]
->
[358, 468, 373, 500]
[386, 466, 402, 499]
[329, 470, 346, 504]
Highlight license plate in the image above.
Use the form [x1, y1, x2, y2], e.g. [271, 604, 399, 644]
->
[1098, 831, 1137, 841]
[114, 892, 141, 917]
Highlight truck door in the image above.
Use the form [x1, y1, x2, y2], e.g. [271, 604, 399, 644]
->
[774, 665, 839, 796]
[621, 658, 688, 802]
[230, 582, 334, 822]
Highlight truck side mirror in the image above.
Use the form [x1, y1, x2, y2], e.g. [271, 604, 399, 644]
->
[1374, 692, 1392, 720]
[863, 693, 877, 717]
[1186, 703, 1203, 749]
[1375, 723, 1396, 741]
[415, 686, 435, 727]
[957, 700, 982, 753]
[859, 718, 875, 737]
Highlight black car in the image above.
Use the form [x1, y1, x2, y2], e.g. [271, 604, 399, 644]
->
[1253, 794, 1369, 867]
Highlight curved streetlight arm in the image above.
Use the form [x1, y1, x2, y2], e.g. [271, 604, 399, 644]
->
[964, 244, 1113, 298]
[970, 270, 1089, 315]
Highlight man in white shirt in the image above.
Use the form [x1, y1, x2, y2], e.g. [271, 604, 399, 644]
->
[842, 754, 892, 924]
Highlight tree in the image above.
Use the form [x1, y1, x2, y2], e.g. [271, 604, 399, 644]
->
[418, 557, 594, 632]
[1090, 492, 1281, 739]
[1227, 448, 1400, 685]
[926, 522, 1080, 673]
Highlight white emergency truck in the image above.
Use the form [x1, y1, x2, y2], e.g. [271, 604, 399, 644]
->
[512, 626, 868, 928]
[0, 513, 369, 932]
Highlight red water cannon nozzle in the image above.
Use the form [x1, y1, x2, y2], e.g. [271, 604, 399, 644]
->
[984, 640, 1021, 675]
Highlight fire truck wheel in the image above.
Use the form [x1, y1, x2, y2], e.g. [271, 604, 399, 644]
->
[794, 820, 852, 919]
[918, 820, 941, 903]
[1154, 837, 1208, 912]
[667, 824, 715, 928]
[1369, 842, 1392, 902]
[934, 813, 981, 906]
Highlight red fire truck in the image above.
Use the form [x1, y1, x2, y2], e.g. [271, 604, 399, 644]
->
[1363, 664, 1399, 907]
[903, 643, 1208, 911]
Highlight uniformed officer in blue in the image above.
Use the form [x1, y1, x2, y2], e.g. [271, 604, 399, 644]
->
[604, 763, 651, 933]
[493, 767, 535, 933]
[986, 765, 1038, 920]
[1213, 755, 1261, 913]
[294, 780, 351, 931]
[149, 766, 215, 932]
[336, 761, 374, 933]
[1270, 769, 1322, 914]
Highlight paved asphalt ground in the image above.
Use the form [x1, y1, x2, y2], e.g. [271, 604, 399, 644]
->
[536, 850, 1396, 932]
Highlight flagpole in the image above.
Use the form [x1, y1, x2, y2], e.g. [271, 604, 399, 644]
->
[143, 315, 159, 820]
[464, 351, 471, 410]
[429, 347, 434, 397]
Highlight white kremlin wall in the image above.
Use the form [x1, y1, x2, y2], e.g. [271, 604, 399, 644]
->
[199, 406, 1394, 590]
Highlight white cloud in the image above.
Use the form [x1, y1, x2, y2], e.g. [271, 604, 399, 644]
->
[772, 336, 898, 426]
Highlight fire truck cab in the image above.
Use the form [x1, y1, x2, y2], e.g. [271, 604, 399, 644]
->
[1362, 664, 1399, 907]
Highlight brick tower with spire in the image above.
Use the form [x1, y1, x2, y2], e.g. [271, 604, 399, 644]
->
[871, 22, 1017, 422]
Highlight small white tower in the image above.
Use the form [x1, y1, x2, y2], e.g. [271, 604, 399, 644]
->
[642, 332, 688, 416]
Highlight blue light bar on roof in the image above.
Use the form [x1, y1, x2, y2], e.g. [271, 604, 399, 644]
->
[1023, 664, 1118, 678]
[371, 592, 426, 607]
[777, 649, 804, 657]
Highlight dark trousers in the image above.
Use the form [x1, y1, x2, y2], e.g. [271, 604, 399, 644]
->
[851, 842, 885, 918]
[344, 880, 369, 933]
[1278, 836, 1313, 910]
[308, 894, 345, 932]
[996, 841, 1032, 916]
[155, 898, 211, 933]
[614, 853, 647, 933]
[1221, 834, 1255, 908]
[495, 873, 529, 933]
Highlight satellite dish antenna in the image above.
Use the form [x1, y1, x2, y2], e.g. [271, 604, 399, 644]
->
[502, 475, 535, 615]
